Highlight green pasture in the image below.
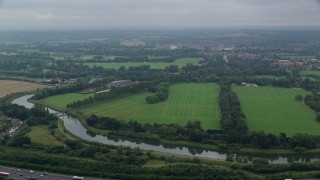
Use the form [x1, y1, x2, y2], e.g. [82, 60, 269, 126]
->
[251, 75, 286, 80]
[233, 86, 317, 136]
[300, 70, 320, 76]
[81, 83, 220, 129]
[36, 93, 94, 110]
[26, 126, 63, 145]
[302, 77, 319, 82]
[276, 53, 316, 60]
[83, 58, 201, 69]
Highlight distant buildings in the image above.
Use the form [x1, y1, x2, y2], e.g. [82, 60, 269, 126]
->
[0, 116, 27, 141]
[276, 60, 305, 69]
[120, 41, 145, 47]
[241, 82, 258, 87]
[46, 78, 77, 84]
[170, 45, 178, 50]
[106, 80, 138, 88]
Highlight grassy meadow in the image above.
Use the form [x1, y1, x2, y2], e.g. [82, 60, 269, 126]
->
[300, 70, 320, 76]
[26, 126, 63, 145]
[276, 53, 316, 59]
[81, 83, 220, 129]
[233, 86, 318, 135]
[84, 58, 201, 70]
[36, 93, 94, 110]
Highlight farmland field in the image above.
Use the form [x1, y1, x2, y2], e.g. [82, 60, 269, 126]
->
[233, 86, 318, 135]
[0, 80, 48, 97]
[36, 93, 94, 110]
[84, 58, 201, 69]
[80, 83, 220, 129]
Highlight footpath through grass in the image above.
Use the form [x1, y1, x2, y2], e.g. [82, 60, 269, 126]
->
[81, 83, 221, 129]
[233, 86, 318, 136]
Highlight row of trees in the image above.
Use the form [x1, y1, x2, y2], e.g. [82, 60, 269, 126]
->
[33, 82, 89, 99]
[219, 84, 248, 136]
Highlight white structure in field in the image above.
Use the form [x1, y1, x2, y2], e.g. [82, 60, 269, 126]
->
[170, 45, 177, 50]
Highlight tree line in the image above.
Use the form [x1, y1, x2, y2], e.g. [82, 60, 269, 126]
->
[219, 84, 248, 135]
[67, 82, 155, 108]
[33, 82, 89, 99]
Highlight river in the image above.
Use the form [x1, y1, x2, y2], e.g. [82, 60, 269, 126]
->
[12, 94, 320, 164]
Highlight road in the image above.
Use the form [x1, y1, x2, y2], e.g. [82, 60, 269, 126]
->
[0, 165, 105, 180]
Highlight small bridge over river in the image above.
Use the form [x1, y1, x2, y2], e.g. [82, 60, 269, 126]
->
[52, 112, 66, 117]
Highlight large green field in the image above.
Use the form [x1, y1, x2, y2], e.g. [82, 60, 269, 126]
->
[81, 83, 220, 129]
[300, 70, 320, 76]
[84, 58, 201, 70]
[233, 86, 318, 135]
[36, 93, 93, 110]
[276, 53, 316, 60]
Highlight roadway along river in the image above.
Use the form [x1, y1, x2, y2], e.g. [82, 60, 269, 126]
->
[12, 94, 320, 164]
[0, 165, 104, 180]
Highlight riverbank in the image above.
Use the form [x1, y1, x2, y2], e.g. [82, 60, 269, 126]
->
[18, 94, 320, 163]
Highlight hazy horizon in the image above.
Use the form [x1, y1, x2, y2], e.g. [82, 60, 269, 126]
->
[0, 0, 320, 31]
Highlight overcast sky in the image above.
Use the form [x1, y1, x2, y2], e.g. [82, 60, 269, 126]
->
[0, 0, 319, 30]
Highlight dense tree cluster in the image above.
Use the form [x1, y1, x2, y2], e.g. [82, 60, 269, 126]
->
[0, 104, 57, 125]
[145, 82, 169, 104]
[0, 140, 249, 179]
[305, 95, 320, 122]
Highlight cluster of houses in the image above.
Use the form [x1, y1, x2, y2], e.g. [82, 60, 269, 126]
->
[241, 82, 258, 87]
[106, 80, 138, 88]
[274, 59, 320, 70]
[45, 78, 77, 84]
[0, 116, 27, 141]
[276, 60, 303, 69]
